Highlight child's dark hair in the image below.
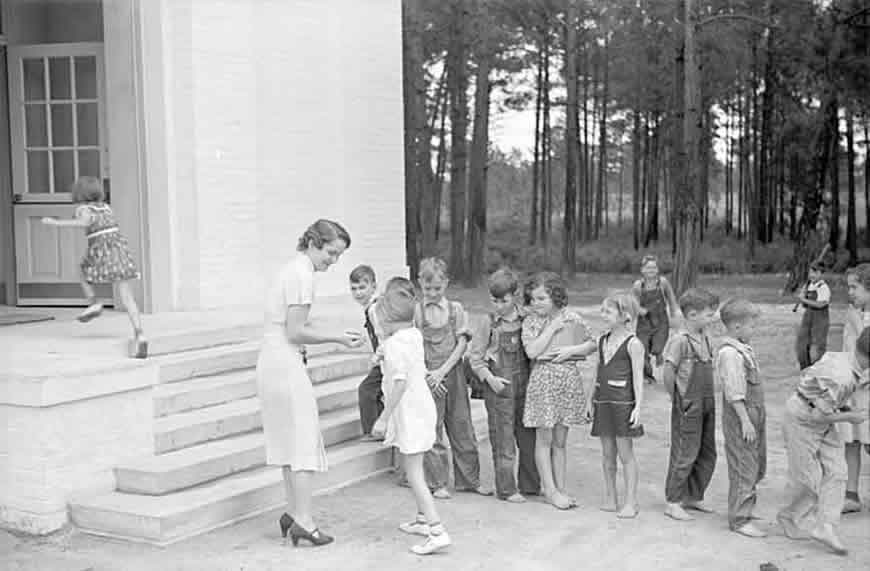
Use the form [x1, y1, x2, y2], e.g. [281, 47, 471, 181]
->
[678, 287, 720, 315]
[297, 219, 351, 251]
[719, 298, 760, 327]
[71, 176, 105, 203]
[377, 277, 417, 324]
[845, 263, 870, 292]
[524, 272, 568, 309]
[488, 267, 519, 298]
[418, 257, 448, 283]
[640, 254, 658, 267]
[349, 264, 376, 284]
[856, 327, 870, 359]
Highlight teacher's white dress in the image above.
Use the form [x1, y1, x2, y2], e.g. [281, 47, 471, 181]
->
[256, 255, 328, 470]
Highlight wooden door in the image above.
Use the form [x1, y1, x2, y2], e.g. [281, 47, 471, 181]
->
[8, 43, 111, 305]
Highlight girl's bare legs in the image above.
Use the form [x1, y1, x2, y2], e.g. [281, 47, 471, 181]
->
[843, 442, 862, 512]
[600, 437, 619, 511]
[616, 437, 639, 518]
[77, 270, 103, 321]
[552, 425, 573, 504]
[404, 452, 450, 554]
[536, 427, 571, 509]
[118, 280, 147, 357]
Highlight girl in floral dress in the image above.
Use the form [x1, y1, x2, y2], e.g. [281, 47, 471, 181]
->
[521, 272, 597, 510]
[41, 176, 147, 358]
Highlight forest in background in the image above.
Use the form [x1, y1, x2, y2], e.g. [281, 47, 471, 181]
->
[401, 0, 870, 294]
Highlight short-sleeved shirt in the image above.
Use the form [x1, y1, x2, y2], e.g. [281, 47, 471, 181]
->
[413, 297, 472, 340]
[265, 254, 315, 325]
[806, 280, 831, 305]
[715, 337, 760, 402]
[663, 330, 714, 397]
[842, 305, 870, 353]
[796, 352, 865, 414]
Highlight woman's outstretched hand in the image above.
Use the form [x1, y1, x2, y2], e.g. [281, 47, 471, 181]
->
[342, 329, 365, 348]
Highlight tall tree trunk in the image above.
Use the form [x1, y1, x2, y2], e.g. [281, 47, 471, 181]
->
[433, 84, 448, 245]
[562, 0, 579, 274]
[401, 0, 424, 277]
[829, 111, 840, 253]
[632, 108, 642, 250]
[865, 119, 870, 248]
[670, 39, 686, 255]
[583, 49, 591, 241]
[467, 24, 492, 286]
[596, 34, 609, 241]
[420, 69, 447, 257]
[446, 2, 470, 281]
[846, 111, 857, 263]
[541, 38, 552, 245]
[530, 41, 543, 245]
[737, 89, 744, 238]
[618, 151, 625, 227]
[674, 0, 701, 295]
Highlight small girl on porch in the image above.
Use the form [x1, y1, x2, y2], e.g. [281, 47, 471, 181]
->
[41, 176, 147, 358]
[372, 277, 450, 555]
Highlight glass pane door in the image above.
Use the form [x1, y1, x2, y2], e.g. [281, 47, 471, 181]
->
[20, 54, 101, 197]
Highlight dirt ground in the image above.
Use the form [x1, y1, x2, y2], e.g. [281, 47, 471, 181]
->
[3, 275, 869, 571]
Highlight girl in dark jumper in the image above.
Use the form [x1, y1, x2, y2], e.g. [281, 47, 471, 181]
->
[590, 293, 645, 519]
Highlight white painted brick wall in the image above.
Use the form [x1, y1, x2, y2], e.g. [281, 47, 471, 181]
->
[159, 0, 407, 310]
[0, 389, 153, 534]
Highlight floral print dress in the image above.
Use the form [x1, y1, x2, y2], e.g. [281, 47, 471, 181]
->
[522, 309, 594, 428]
[77, 202, 140, 284]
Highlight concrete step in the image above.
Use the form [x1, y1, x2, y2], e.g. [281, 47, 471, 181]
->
[143, 323, 262, 357]
[154, 398, 362, 455]
[156, 343, 371, 385]
[154, 370, 257, 417]
[72, 441, 395, 546]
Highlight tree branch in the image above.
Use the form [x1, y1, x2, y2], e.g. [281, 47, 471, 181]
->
[697, 13, 779, 30]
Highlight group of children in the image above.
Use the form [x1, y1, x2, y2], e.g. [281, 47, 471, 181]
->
[348, 256, 869, 557]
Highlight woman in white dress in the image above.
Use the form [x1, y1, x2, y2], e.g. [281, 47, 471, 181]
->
[257, 219, 364, 547]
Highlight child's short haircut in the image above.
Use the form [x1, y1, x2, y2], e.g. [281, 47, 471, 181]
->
[603, 292, 640, 323]
[641, 254, 658, 267]
[524, 272, 568, 309]
[71, 176, 105, 203]
[856, 327, 870, 359]
[418, 257, 448, 283]
[719, 298, 760, 327]
[488, 267, 519, 298]
[349, 264, 376, 284]
[678, 287, 720, 315]
[845, 263, 870, 292]
[376, 277, 417, 324]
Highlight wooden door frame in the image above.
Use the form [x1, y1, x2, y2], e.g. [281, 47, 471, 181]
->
[0, 36, 16, 306]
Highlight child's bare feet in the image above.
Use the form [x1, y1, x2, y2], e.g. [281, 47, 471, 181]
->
[545, 490, 574, 510]
[600, 497, 618, 512]
[432, 487, 451, 500]
[505, 493, 526, 503]
[664, 503, 693, 521]
[77, 302, 103, 323]
[682, 501, 714, 513]
[776, 514, 809, 540]
[616, 503, 639, 519]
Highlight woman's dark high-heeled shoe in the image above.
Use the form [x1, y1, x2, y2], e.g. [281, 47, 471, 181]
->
[278, 513, 294, 538]
[288, 522, 334, 547]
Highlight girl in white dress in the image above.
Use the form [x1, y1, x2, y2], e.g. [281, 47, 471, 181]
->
[372, 277, 450, 555]
[256, 219, 364, 547]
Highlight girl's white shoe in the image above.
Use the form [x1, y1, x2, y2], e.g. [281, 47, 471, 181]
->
[410, 529, 450, 555]
[399, 518, 429, 536]
[77, 302, 104, 323]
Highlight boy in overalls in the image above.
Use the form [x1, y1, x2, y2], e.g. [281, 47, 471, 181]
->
[633, 255, 681, 383]
[661, 288, 719, 522]
[414, 257, 488, 499]
[795, 262, 830, 370]
[715, 299, 767, 538]
[468, 268, 541, 502]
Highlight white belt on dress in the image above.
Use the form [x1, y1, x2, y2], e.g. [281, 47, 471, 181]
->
[87, 227, 119, 239]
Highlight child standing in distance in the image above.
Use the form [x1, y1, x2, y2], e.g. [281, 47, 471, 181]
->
[795, 262, 831, 370]
[778, 329, 870, 556]
[716, 299, 768, 538]
[349, 265, 384, 442]
[590, 293, 646, 518]
[468, 268, 541, 502]
[632, 255, 682, 383]
[414, 257, 487, 499]
[372, 278, 450, 555]
[661, 288, 720, 522]
[41, 176, 147, 358]
[839, 264, 870, 514]
[522, 272, 597, 510]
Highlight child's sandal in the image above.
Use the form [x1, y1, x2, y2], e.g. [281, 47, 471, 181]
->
[77, 302, 104, 323]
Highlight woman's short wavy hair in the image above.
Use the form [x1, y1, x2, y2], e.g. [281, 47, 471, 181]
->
[296, 219, 351, 252]
[523, 271, 568, 309]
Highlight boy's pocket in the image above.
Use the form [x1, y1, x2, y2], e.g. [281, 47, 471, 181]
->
[607, 379, 628, 388]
